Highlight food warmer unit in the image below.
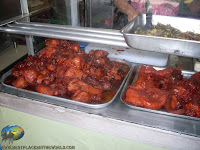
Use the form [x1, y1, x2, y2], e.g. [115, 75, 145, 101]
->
[0, 0, 200, 150]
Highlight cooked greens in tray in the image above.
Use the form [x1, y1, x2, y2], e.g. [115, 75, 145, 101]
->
[133, 23, 200, 41]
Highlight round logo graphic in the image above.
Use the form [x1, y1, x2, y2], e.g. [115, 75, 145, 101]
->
[1, 125, 24, 141]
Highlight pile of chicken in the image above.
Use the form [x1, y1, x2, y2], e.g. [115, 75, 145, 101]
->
[11, 39, 129, 103]
[126, 65, 200, 118]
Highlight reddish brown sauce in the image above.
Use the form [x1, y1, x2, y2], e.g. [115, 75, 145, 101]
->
[4, 74, 126, 104]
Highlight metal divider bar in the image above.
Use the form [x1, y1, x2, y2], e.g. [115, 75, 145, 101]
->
[0, 27, 128, 47]
[15, 21, 123, 36]
[8, 24, 124, 41]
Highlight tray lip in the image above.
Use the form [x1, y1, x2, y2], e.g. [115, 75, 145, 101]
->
[120, 14, 200, 44]
[120, 64, 200, 121]
[1, 59, 133, 109]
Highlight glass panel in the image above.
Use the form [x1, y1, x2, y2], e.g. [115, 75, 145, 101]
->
[0, 34, 27, 72]
[0, 0, 21, 21]
[28, 0, 116, 29]
[85, 0, 114, 29]
[27, 0, 200, 30]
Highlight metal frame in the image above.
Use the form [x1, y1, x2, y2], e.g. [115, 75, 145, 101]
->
[20, 0, 35, 56]
[0, 21, 128, 47]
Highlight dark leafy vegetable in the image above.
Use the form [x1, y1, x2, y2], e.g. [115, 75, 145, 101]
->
[133, 23, 200, 41]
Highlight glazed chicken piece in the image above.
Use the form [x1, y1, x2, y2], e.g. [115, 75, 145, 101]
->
[72, 90, 90, 102]
[185, 98, 200, 118]
[191, 72, 200, 81]
[45, 39, 60, 46]
[55, 67, 67, 79]
[36, 79, 68, 96]
[88, 50, 110, 66]
[23, 67, 38, 83]
[36, 71, 55, 85]
[126, 88, 145, 107]
[12, 76, 27, 88]
[44, 46, 57, 58]
[68, 79, 103, 95]
[126, 77, 167, 110]
[64, 56, 85, 69]
[36, 84, 55, 95]
[12, 55, 35, 78]
[68, 79, 103, 102]
[65, 67, 87, 80]
[89, 50, 109, 58]
[164, 95, 186, 115]
[139, 65, 156, 74]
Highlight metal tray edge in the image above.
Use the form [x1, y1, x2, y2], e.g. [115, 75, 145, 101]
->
[120, 14, 200, 58]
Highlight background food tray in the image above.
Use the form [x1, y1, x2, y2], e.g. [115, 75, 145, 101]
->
[120, 65, 200, 120]
[1, 59, 132, 109]
[121, 14, 200, 58]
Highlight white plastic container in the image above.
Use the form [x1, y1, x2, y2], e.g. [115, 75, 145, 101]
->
[85, 43, 168, 66]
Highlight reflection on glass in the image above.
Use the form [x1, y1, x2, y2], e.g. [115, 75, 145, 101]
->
[0, 0, 21, 21]
[0, 34, 27, 72]
[28, 0, 116, 29]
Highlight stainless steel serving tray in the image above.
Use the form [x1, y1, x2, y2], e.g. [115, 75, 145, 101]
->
[120, 65, 200, 120]
[1, 59, 132, 109]
[121, 14, 200, 58]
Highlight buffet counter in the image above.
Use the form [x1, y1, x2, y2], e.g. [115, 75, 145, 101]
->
[0, 91, 200, 150]
[1, 55, 200, 150]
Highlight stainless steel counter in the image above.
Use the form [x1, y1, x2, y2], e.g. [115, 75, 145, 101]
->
[1, 89, 200, 150]
[0, 82, 199, 138]
[0, 55, 199, 138]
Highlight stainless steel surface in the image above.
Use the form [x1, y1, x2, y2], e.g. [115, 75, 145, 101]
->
[120, 65, 199, 121]
[1, 64, 200, 137]
[144, 0, 153, 31]
[15, 21, 122, 36]
[25, 35, 34, 56]
[1, 59, 132, 109]
[8, 23, 122, 40]
[121, 14, 200, 58]
[0, 22, 129, 48]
